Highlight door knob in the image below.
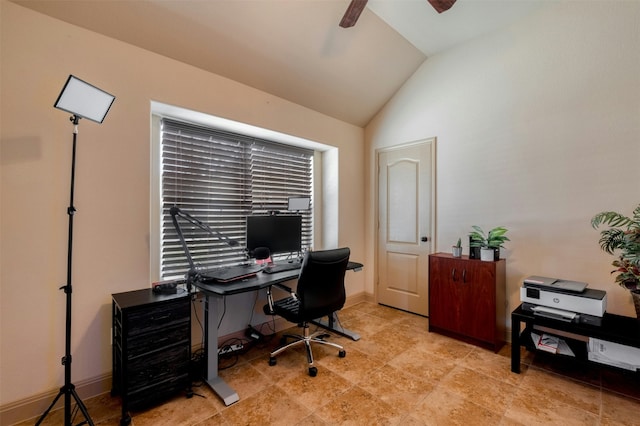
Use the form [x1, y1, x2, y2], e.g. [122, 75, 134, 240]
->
[421, 237, 428, 242]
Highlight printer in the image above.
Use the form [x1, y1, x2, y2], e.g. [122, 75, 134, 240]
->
[520, 275, 607, 323]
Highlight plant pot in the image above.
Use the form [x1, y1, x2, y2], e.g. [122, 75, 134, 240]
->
[452, 246, 462, 257]
[632, 290, 640, 319]
[480, 247, 499, 261]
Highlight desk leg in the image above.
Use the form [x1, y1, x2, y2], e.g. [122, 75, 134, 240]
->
[511, 314, 521, 374]
[311, 312, 361, 341]
[203, 294, 239, 406]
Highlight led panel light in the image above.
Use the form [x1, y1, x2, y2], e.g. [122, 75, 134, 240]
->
[288, 197, 311, 211]
[54, 75, 115, 123]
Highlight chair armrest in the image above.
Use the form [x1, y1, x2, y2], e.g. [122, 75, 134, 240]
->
[265, 283, 298, 315]
[272, 283, 294, 294]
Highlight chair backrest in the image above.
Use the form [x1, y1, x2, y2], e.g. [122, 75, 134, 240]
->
[296, 247, 350, 320]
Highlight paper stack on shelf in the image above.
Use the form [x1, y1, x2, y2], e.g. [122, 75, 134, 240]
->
[537, 333, 559, 353]
[557, 338, 576, 356]
[588, 338, 640, 371]
[531, 332, 575, 356]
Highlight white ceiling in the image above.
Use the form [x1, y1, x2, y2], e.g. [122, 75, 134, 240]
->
[13, 0, 549, 127]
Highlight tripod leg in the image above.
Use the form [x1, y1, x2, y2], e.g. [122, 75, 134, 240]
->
[35, 388, 64, 425]
[69, 386, 95, 426]
[35, 384, 95, 426]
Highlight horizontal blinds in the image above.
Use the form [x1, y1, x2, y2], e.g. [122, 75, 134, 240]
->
[250, 142, 312, 211]
[161, 118, 313, 279]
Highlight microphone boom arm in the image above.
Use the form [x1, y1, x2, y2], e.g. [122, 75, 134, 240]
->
[169, 206, 240, 290]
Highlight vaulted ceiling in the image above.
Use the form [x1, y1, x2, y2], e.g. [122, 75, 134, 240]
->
[13, 0, 548, 127]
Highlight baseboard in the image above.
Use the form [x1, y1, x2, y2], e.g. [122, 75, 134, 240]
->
[2, 291, 372, 425]
[0, 373, 112, 426]
[349, 291, 373, 305]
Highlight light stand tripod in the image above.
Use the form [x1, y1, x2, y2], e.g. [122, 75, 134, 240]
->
[37, 75, 115, 426]
[36, 115, 94, 426]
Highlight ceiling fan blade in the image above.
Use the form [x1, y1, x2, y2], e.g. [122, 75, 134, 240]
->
[428, 0, 457, 14]
[340, 0, 368, 28]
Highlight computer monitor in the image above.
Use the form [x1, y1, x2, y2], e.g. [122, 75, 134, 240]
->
[246, 215, 302, 258]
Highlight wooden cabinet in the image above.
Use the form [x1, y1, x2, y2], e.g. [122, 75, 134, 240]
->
[112, 289, 191, 425]
[428, 253, 506, 351]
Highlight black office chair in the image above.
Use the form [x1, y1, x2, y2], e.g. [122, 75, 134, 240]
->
[264, 247, 350, 377]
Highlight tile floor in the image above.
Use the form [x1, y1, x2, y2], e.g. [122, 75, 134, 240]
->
[21, 302, 640, 425]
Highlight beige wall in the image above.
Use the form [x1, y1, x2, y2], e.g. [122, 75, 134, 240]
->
[365, 1, 640, 319]
[4, 0, 639, 416]
[0, 1, 364, 407]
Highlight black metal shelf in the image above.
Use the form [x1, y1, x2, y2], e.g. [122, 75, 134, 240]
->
[511, 303, 640, 374]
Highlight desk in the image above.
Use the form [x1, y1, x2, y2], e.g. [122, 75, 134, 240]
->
[193, 261, 363, 406]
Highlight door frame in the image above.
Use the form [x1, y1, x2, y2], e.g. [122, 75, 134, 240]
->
[374, 138, 437, 305]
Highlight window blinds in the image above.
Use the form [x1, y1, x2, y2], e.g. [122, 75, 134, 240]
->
[160, 118, 313, 279]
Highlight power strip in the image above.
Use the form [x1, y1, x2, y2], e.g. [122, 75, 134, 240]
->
[218, 344, 243, 355]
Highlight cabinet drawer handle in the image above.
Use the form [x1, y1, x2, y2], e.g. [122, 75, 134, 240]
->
[462, 269, 467, 283]
[451, 268, 456, 281]
[151, 314, 172, 322]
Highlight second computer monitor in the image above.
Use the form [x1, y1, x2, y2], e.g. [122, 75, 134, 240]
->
[246, 215, 302, 258]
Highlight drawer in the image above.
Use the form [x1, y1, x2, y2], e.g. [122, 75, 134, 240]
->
[127, 344, 190, 390]
[126, 324, 190, 359]
[127, 373, 189, 409]
[125, 300, 190, 337]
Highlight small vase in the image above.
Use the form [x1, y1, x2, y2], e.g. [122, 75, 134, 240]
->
[631, 291, 640, 319]
[452, 246, 462, 257]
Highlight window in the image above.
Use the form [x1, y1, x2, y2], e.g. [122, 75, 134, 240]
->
[160, 118, 313, 279]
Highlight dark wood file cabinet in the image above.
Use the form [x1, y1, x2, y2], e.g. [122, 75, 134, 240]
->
[428, 253, 506, 352]
[112, 289, 191, 425]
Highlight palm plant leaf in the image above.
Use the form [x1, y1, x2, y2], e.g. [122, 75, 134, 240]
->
[598, 228, 626, 254]
[591, 211, 635, 229]
[592, 203, 640, 289]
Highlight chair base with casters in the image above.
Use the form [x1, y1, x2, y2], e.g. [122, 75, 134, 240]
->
[268, 321, 346, 377]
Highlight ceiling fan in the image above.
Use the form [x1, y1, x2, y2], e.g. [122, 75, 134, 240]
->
[340, 0, 457, 28]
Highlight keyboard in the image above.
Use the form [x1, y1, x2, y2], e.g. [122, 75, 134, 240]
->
[262, 262, 302, 274]
[198, 264, 263, 283]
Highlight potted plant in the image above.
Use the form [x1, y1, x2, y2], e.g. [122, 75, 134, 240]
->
[452, 238, 463, 257]
[469, 226, 509, 261]
[591, 204, 640, 318]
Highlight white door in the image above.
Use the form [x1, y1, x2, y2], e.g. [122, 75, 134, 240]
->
[377, 139, 435, 316]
